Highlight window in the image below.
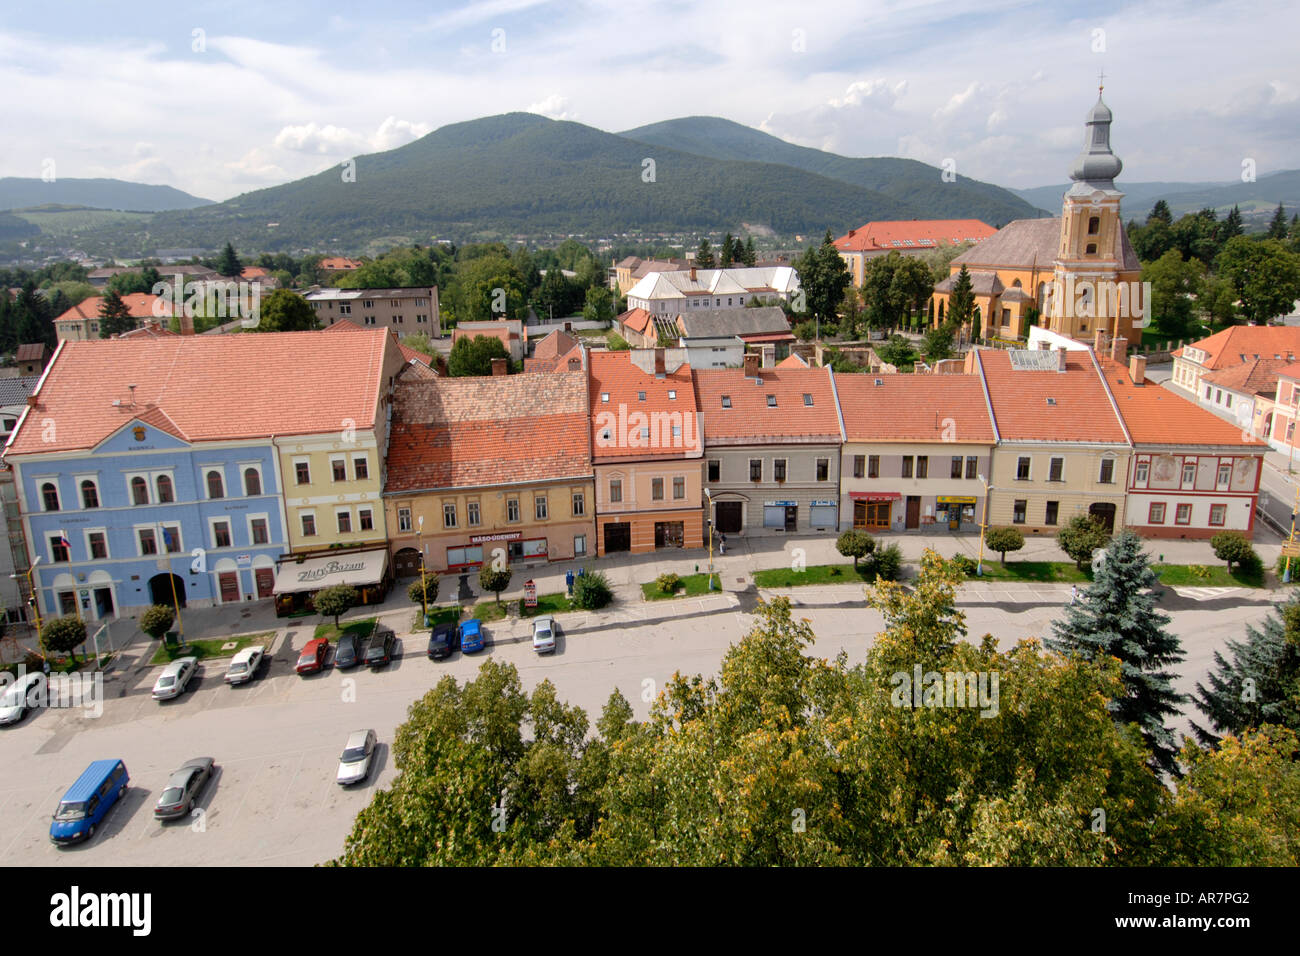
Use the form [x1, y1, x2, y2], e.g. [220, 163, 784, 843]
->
[750, 459, 762, 481]
[1217, 463, 1231, 486]
[1085, 243, 1097, 255]
[774, 459, 787, 482]
[1209, 504, 1227, 526]
[213, 521, 231, 548]
[41, 482, 60, 511]
[1175, 504, 1192, 525]
[535, 495, 548, 520]
[572, 492, 585, 516]
[88, 531, 108, 559]
[1148, 502, 1166, 524]
[951, 457, 963, 479]
[251, 518, 269, 545]
[1044, 501, 1059, 525]
[138, 528, 158, 555]
[1099, 459, 1115, 484]
[156, 474, 174, 503]
[652, 478, 664, 500]
[507, 498, 520, 522]
[295, 461, 311, 485]
[332, 458, 347, 482]
[607, 477, 625, 505]
[1016, 457, 1031, 480]
[131, 476, 149, 505]
[1182, 462, 1196, 484]
[206, 470, 225, 499]
[397, 507, 412, 533]
[868, 456, 880, 479]
[1049, 458, 1064, 482]
[1136, 460, 1149, 483]
[443, 503, 457, 528]
[854, 455, 866, 479]
[766, 395, 777, 408]
[708, 460, 720, 482]
[721, 395, 732, 408]
[338, 511, 353, 534]
[966, 456, 978, 480]
[301, 513, 317, 537]
[916, 456, 928, 479]
[1012, 500, 1027, 524]
[1088, 215, 1100, 235]
[637, 391, 646, 402]
[600, 392, 609, 403]
[353, 456, 369, 481]
[50, 534, 70, 562]
[80, 480, 99, 509]
[803, 393, 814, 406]
[901, 456, 914, 478]
[243, 467, 261, 496]
[161, 525, 181, 553]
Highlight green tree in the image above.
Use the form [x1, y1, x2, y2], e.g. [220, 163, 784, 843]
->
[793, 231, 850, 324]
[582, 286, 614, 323]
[255, 289, 320, 332]
[835, 529, 875, 570]
[401, 332, 437, 356]
[314, 585, 357, 628]
[106, 271, 152, 296]
[921, 322, 955, 362]
[407, 574, 440, 606]
[889, 256, 935, 329]
[479, 566, 513, 605]
[1149, 199, 1173, 225]
[948, 265, 975, 329]
[138, 605, 176, 639]
[451, 255, 528, 323]
[719, 233, 736, 268]
[1198, 274, 1239, 326]
[1219, 205, 1243, 243]
[862, 252, 899, 329]
[1216, 237, 1300, 325]
[1268, 203, 1289, 240]
[695, 238, 715, 269]
[1142, 249, 1204, 339]
[1210, 530, 1255, 573]
[1056, 513, 1111, 569]
[448, 334, 510, 376]
[984, 527, 1024, 565]
[1047, 530, 1186, 774]
[41, 616, 87, 662]
[217, 242, 243, 278]
[875, 334, 916, 367]
[741, 236, 757, 267]
[98, 290, 136, 338]
[572, 569, 613, 610]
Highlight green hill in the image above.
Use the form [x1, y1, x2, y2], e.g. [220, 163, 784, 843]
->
[0, 177, 211, 212]
[1014, 170, 1300, 224]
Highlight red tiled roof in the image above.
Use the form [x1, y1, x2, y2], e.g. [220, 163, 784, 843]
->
[533, 329, 579, 361]
[320, 257, 362, 270]
[618, 308, 654, 336]
[1182, 326, 1300, 370]
[976, 349, 1128, 443]
[6, 331, 391, 455]
[239, 266, 270, 279]
[1099, 357, 1267, 447]
[452, 326, 516, 348]
[386, 372, 591, 492]
[323, 319, 433, 367]
[776, 353, 808, 368]
[835, 373, 995, 443]
[834, 219, 995, 253]
[588, 350, 700, 461]
[694, 366, 839, 444]
[55, 293, 170, 323]
[1200, 358, 1288, 396]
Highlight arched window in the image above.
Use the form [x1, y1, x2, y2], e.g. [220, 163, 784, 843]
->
[80, 480, 99, 509]
[131, 476, 149, 505]
[41, 482, 60, 511]
[207, 470, 225, 499]
[156, 475, 174, 503]
[1087, 216, 1100, 235]
[938, 300, 946, 323]
[244, 467, 261, 497]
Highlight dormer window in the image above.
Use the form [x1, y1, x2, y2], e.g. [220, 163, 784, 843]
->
[721, 395, 731, 408]
[668, 390, 677, 400]
[600, 393, 609, 403]
[637, 391, 646, 402]
[766, 395, 777, 407]
[803, 393, 814, 406]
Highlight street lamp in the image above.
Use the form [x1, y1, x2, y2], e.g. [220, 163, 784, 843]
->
[976, 474, 992, 577]
[417, 515, 428, 623]
[704, 487, 714, 590]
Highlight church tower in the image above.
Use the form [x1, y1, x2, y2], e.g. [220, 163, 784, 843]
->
[1045, 86, 1144, 343]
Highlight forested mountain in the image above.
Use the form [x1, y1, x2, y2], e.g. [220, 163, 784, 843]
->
[0, 177, 212, 212]
[1014, 170, 1300, 223]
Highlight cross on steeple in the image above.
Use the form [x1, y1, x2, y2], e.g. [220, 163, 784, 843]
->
[1098, 70, 1106, 94]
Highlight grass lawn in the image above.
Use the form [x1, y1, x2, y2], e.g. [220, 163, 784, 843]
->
[642, 573, 722, 600]
[469, 600, 509, 623]
[520, 593, 574, 617]
[753, 564, 871, 588]
[410, 604, 462, 632]
[149, 631, 275, 666]
[966, 561, 1092, 583]
[1155, 563, 1264, 588]
[2, 653, 115, 676]
[963, 560, 1265, 588]
[312, 618, 376, 644]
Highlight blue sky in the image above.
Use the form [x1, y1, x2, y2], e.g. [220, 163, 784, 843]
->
[4, 0, 1297, 201]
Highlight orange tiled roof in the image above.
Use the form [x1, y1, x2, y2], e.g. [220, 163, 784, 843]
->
[618, 308, 655, 336]
[1200, 358, 1288, 396]
[694, 366, 839, 444]
[976, 349, 1128, 443]
[386, 371, 592, 493]
[320, 257, 362, 271]
[55, 293, 170, 323]
[239, 266, 270, 279]
[588, 350, 699, 461]
[323, 319, 433, 367]
[1099, 357, 1267, 447]
[834, 219, 995, 253]
[6, 331, 391, 455]
[1182, 326, 1300, 370]
[776, 353, 808, 368]
[835, 373, 995, 443]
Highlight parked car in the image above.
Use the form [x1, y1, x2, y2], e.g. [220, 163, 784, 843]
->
[154, 757, 214, 820]
[427, 622, 460, 660]
[0, 671, 44, 724]
[152, 657, 197, 700]
[224, 647, 264, 685]
[363, 627, 396, 668]
[334, 632, 364, 670]
[460, 619, 485, 653]
[50, 759, 128, 845]
[532, 616, 558, 654]
[295, 638, 330, 675]
[336, 729, 377, 786]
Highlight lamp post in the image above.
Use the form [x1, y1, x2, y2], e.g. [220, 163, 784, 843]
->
[11, 554, 42, 657]
[417, 515, 428, 623]
[704, 487, 714, 590]
[1286, 485, 1300, 584]
[976, 474, 992, 577]
[1289, 388, 1299, 475]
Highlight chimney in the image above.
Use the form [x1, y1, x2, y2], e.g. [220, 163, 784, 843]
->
[743, 352, 760, 380]
[1110, 335, 1128, 362]
[490, 357, 507, 376]
[689, 267, 697, 281]
[654, 348, 666, 378]
[848, 228, 856, 238]
[1093, 328, 1109, 354]
[1130, 354, 1147, 384]
[1056, 346, 1067, 371]
[179, 311, 195, 336]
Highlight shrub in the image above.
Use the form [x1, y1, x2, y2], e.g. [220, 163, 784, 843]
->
[1210, 530, 1255, 573]
[1057, 515, 1111, 570]
[41, 616, 87, 661]
[656, 572, 682, 594]
[836, 529, 876, 570]
[949, 553, 977, 575]
[607, 331, 631, 351]
[984, 526, 1025, 565]
[407, 574, 440, 606]
[138, 604, 176, 639]
[573, 569, 613, 610]
[794, 320, 816, 341]
[314, 585, 358, 627]
[869, 543, 904, 582]
[478, 566, 513, 605]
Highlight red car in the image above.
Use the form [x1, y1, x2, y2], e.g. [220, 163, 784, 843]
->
[295, 638, 330, 675]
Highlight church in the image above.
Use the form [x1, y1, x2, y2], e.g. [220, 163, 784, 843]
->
[929, 88, 1145, 344]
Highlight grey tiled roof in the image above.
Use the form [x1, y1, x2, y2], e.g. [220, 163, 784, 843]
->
[676, 306, 790, 338]
[0, 376, 41, 405]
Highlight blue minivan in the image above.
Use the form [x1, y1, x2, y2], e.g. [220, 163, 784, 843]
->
[50, 759, 129, 845]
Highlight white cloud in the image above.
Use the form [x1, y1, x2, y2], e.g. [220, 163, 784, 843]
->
[274, 122, 369, 155]
[527, 95, 577, 121]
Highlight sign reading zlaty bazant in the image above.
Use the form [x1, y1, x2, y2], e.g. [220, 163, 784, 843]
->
[298, 559, 367, 583]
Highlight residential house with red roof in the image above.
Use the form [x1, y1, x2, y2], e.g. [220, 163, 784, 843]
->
[834, 219, 996, 287]
[589, 349, 703, 554]
[451, 319, 524, 364]
[525, 329, 584, 373]
[53, 293, 172, 343]
[1170, 325, 1300, 410]
[835, 373, 996, 533]
[1, 330, 401, 621]
[694, 357, 842, 535]
[383, 370, 595, 576]
[1267, 362, 1300, 456]
[1100, 354, 1266, 538]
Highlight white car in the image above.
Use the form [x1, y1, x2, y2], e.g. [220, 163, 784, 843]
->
[0, 671, 44, 725]
[224, 647, 264, 685]
[532, 616, 558, 654]
[336, 729, 377, 786]
[152, 657, 197, 700]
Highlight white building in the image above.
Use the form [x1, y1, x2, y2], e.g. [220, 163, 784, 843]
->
[625, 266, 801, 316]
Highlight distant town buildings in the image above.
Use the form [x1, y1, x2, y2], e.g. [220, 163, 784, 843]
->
[305, 286, 440, 340]
[834, 219, 997, 286]
[624, 266, 801, 316]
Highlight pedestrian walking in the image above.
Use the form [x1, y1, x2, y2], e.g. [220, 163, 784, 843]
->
[719, 534, 727, 555]
[1070, 584, 1078, 605]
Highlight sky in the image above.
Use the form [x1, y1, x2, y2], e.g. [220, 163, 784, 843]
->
[3, 0, 1298, 202]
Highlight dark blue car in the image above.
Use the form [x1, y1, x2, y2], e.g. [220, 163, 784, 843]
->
[427, 622, 461, 660]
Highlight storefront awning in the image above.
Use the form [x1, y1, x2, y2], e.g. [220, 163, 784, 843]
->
[849, 492, 901, 501]
[273, 549, 390, 595]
